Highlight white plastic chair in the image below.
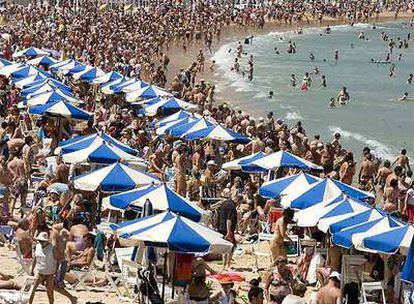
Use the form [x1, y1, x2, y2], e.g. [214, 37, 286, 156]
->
[0, 276, 36, 304]
[361, 281, 386, 304]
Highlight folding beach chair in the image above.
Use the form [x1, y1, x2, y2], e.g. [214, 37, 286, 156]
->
[103, 252, 129, 298]
[251, 221, 272, 271]
[0, 275, 36, 304]
[361, 281, 386, 304]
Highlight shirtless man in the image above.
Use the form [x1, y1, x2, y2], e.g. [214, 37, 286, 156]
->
[14, 219, 33, 258]
[7, 153, 28, 213]
[270, 208, 294, 266]
[375, 160, 393, 197]
[173, 144, 187, 196]
[315, 272, 342, 304]
[358, 153, 376, 186]
[392, 149, 410, 172]
[66, 218, 89, 257]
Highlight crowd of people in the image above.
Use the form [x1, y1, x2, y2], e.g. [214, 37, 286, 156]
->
[0, 0, 413, 304]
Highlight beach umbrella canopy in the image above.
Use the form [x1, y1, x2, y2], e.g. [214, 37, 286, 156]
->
[91, 71, 123, 84]
[126, 84, 170, 102]
[282, 177, 375, 209]
[331, 216, 403, 250]
[0, 58, 12, 67]
[168, 118, 215, 137]
[26, 55, 59, 67]
[61, 139, 147, 168]
[357, 224, 414, 254]
[61, 63, 88, 75]
[241, 150, 323, 172]
[49, 59, 81, 72]
[141, 96, 198, 116]
[9, 65, 51, 79]
[318, 207, 384, 234]
[183, 124, 250, 143]
[402, 238, 414, 283]
[29, 99, 91, 120]
[154, 110, 198, 128]
[23, 88, 79, 107]
[223, 152, 268, 173]
[13, 72, 48, 89]
[12, 47, 50, 58]
[73, 66, 105, 82]
[295, 195, 371, 227]
[259, 172, 321, 198]
[73, 162, 161, 192]
[100, 77, 133, 94]
[21, 80, 72, 97]
[56, 131, 138, 155]
[111, 211, 232, 254]
[103, 183, 204, 222]
[156, 116, 199, 136]
[119, 79, 150, 93]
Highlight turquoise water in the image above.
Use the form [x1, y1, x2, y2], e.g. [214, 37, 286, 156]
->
[213, 22, 414, 160]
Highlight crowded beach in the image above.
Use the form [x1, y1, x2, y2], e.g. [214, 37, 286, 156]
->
[0, 0, 413, 304]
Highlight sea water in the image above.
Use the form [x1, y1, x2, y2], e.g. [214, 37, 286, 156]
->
[212, 22, 414, 160]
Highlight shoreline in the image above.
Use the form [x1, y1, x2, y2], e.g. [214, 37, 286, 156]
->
[168, 13, 413, 116]
[165, 13, 414, 160]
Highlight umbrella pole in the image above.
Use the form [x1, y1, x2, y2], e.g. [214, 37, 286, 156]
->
[161, 251, 167, 300]
[171, 252, 176, 299]
[57, 117, 62, 142]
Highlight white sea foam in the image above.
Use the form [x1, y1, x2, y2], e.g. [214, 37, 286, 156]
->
[285, 111, 302, 120]
[328, 126, 396, 159]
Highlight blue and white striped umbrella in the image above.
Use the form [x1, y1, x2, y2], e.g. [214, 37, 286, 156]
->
[241, 150, 323, 172]
[73, 162, 161, 192]
[73, 66, 105, 82]
[91, 71, 123, 84]
[10, 65, 51, 79]
[12, 47, 51, 58]
[20, 80, 72, 97]
[357, 224, 414, 254]
[141, 96, 198, 116]
[111, 211, 232, 254]
[318, 208, 384, 234]
[258, 172, 321, 198]
[295, 195, 371, 227]
[61, 139, 147, 168]
[119, 79, 150, 93]
[282, 177, 375, 209]
[156, 116, 198, 135]
[0, 63, 25, 76]
[27, 55, 59, 67]
[126, 85, 170, 102]
[49, 59, 82, 72]
[56, 132, 138, 155]
[402, 238, 414, 283]
[13, 73, 48, 89]
[184, 124, 250, 143]
[22, 88, 79, 107]
[103, 183, 204, 222]
[331, 216, 403, 250]
[168, 118, 215, 137]
[100, 77, 133, 94]
[154, 110, 197, 128]
[29, 99, 91, 120]
[0, 58, 12, 67]
[61, 63, 88, 75]
[223, 152, 268, 173]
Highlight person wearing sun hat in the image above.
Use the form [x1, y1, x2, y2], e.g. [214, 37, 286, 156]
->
[315, 271, 342, 304]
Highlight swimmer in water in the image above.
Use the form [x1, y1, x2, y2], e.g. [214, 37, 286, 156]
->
[399, 92, 409, 102]
[408, 73, 413, 84]
[290, 74, 296, 87]
[312, 67, 320, 75]
[334, 50, 339, 61]
[309, 52, 315, 61]
[329, 98, 336, 108]
[398, 54, 403, 61]
[321, 75, 327, 88]
[325, 25, 331, 34]
[350, 43, 354, 48]
[389, 63, 396, 77]
[268, 91, 274, 99]
[358, 32, 365, 39]
[337, 86, 350, 105]
[274, 46, 280, 54]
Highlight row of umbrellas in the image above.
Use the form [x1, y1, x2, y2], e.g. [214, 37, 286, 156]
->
[249, 169, 410, 254]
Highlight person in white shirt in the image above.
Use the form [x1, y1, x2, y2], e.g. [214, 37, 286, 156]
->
[28, 231, 77, 304]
